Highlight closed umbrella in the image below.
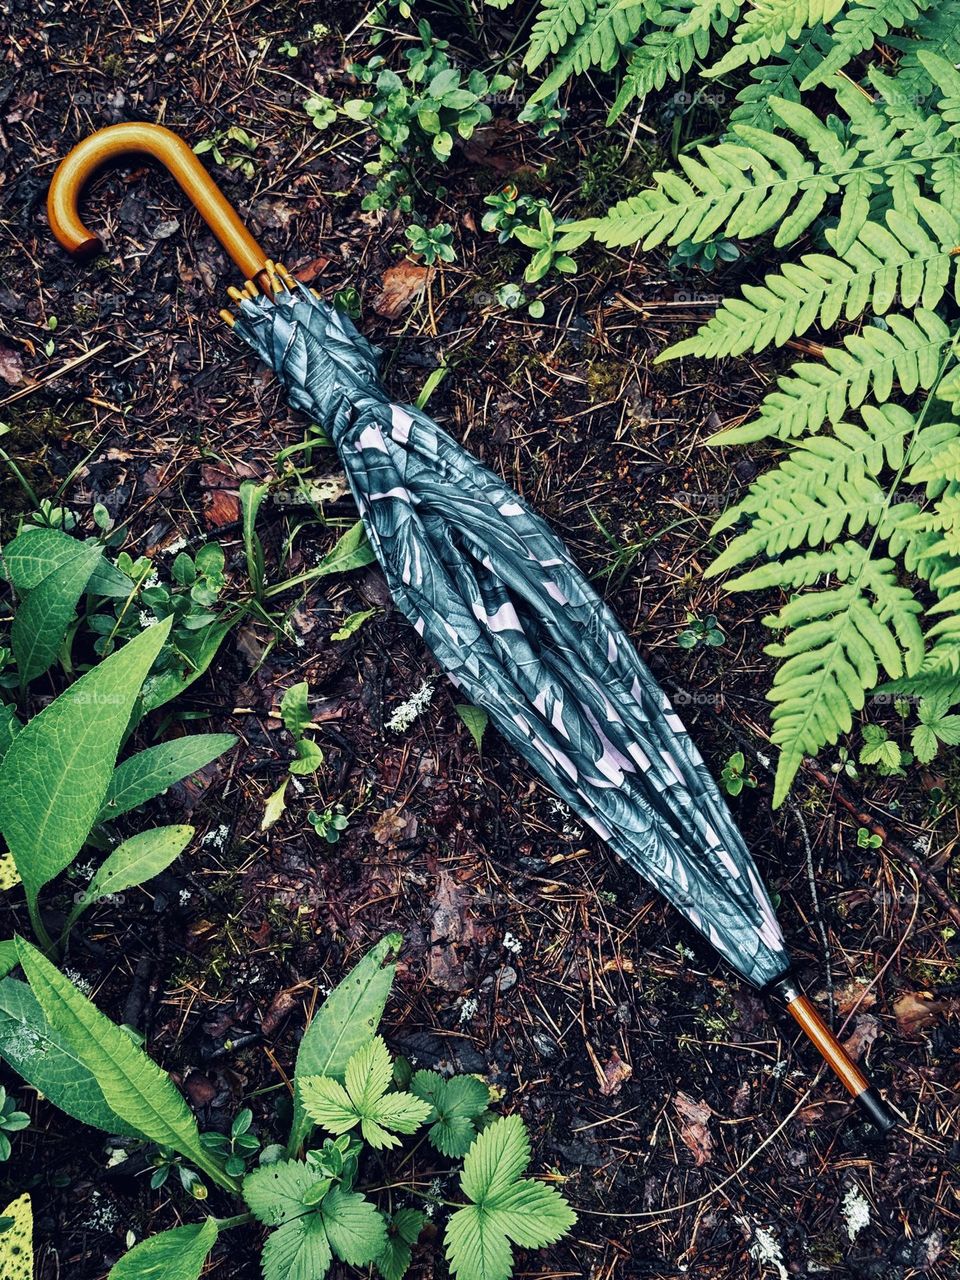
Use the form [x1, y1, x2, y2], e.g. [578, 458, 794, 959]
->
[47, 123, 897, 1132]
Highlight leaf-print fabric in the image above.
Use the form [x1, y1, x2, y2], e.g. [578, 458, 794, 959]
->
[232, 285, 789, 989]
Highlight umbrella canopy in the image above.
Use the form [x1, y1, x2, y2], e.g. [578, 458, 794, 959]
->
[231, 284, 787, 991]
[46, 123, 898, 1133]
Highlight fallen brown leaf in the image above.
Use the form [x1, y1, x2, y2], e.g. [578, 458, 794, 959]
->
[673, 1091, 714, 1166]
[372, 261, 434, 319]
[894, 991, 946, 1036]
[599, 1050, 632, 1097]
[0, 341, 24, 385]
[842, 1013, 880, 1061]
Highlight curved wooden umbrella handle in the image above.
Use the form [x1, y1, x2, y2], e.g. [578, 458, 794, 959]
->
[47, 122, 270, 283]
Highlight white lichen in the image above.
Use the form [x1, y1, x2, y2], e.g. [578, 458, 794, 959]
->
[386, 679, 435, 733]
[201, 824, 230, 850]
[63, 967, 94, 996]
[502, 931, 522, 954]
[842, 1184, 871, 1241]
[749, 1225, 788, 1280]
[457, 996, 480, 1025]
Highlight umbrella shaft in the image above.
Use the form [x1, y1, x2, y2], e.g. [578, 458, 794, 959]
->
[769, 976, 897, 1132]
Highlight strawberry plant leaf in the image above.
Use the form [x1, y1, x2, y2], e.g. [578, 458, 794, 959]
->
[300, 1036, 432, 1150]
[411, 1071, 489, 1156]
[289, 933, 402, 1154]
[445, 1114, 576, 1280]
[377, 1208, 425, 1280]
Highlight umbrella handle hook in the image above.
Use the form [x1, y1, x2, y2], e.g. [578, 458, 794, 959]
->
[47, 122, 271, 284]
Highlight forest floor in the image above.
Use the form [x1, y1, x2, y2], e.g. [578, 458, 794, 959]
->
[0, 1, 957, 1277]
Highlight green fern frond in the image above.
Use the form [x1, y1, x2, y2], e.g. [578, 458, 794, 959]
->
[590, 84, 953, 253]
[701, 310, 952, 442]
[763, 556, 923, 804]
[526, 0, 598, 71]
[799, 0, 931, 90]
[607, 0, 740, 118]
[708, 403, 917, 573]
[662, 199, 960, 360]
[888, 0, 960, 95]
[708, 0, 847, 74]
[728, 28, 833, 130]
[526, 0, 656, 103]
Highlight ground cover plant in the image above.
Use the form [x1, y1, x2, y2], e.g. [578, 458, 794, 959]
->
[0, 0, 958, 1277]
[0, 934, 574, 1280]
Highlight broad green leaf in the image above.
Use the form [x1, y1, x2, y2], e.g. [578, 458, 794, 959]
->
[446, 1115, 577, 1280]
[244, 1159, 319, 1225]
[455, 705, 488, 753]
[268, 521, 374, 596]
[3, 528, 85, 589]
[15, 938, 229, 1186]
[0, 1193, 31, 1280]
[0, 978, 139, 1136]
[289, 933, 402, 1153]
[300, 1036, 431, 1150]
[281, 682, 312, 739]
[65, 825, 194, 931]
[0, 705, 22, 766]
[99, 733, 237, 822]
[12, 540, 102, 683]
[140, 618, 232, 714]
[290, 739, 324, 775]
[411, 1071, 490, 1156]
[322, 1187, 387, 1265]
[262, 1216, 332, 1280]
[0, 943, 17, 979]
[0, 618, 172, 919]
[108, 1218, 218, 1280]
[377, 1208, 425, 1280]
[331, 608, 376, 642]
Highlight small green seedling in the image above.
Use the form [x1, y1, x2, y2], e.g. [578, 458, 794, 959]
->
[405, 222, 456, 264]
[856, 826, 883, 849]
[677, 613, 725, 649]
[281, 681, 324, 775]
[307, 807, 350, 843]
[199, 1109, 262, 1178]
[668, 237, 740, 273]
[720, 751, 756, 797]
[0, 1089, 29, 1161]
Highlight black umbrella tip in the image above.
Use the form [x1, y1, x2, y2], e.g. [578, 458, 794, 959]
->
[855, 1086, 899, 1135]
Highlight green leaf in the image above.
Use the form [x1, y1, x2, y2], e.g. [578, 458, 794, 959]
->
[0, 977, 140, 1135]
[12, 541, 102, 683]
[411, 1071, 490, 1156]
[245, 1163, 385, 1280]
[455, 705, 488, 753]
[0, 618, 172, 923]
[139, 618, 232, 714]
[331, 608, 377, 641]
[378, 1206, 425, 1280]
[262, 1216, 332, 1280]
[107, 1219, 218, 1280]
[0, 1194, 31, 1280]
[15, 938, 232, 1188]
[323, 1187, 387, 1265]
[0, 944, 17, 979]
[281, 681, 312, 738]
[99, 734, 236, 822]
[445, 1115, 577, 1280]
[289, 933, 402, 1153]
[0, 706, 22, 767]
[65, 825, 194, 932]
[244, 1159, 319, 1225]
[300, 1036, 432, 1150]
